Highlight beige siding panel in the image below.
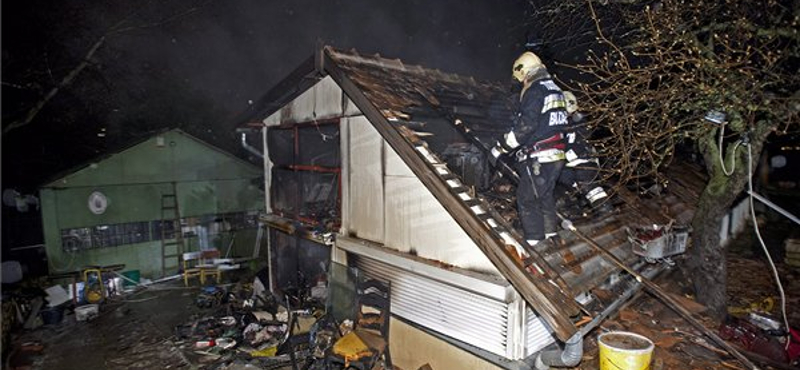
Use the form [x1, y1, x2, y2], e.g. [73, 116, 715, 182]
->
[263, 110, 281, 127]
[390, 318, 502, 370]
[312, 76, 343, 120]
[347, 116, 384, 243]
[343, 95, 362, 117]
[383, 140, 415, 177]
[383, 144, 496, 273]
[263, 76, 343, 126]
[283, 76, 342, 123]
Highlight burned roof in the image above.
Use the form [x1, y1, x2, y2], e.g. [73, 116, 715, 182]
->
[268, 46, 708, 342]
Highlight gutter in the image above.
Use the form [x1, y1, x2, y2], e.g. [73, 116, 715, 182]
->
[238, 129, 263, 159]
[534, 265, 662, 369]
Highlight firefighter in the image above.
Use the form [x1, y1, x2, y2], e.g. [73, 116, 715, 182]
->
[559, 91, 612, 214]
[490, 51, 568, 247]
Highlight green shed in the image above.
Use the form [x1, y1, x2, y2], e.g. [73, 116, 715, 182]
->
[40, 129, 265, 278]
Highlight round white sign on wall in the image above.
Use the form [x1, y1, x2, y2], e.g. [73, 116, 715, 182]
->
[88, 191, 108, 215]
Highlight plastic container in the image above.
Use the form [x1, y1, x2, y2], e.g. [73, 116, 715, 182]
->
[41, 306, 64, 325]
[121, 270, 141, 288]
[598, 331, 654, 370]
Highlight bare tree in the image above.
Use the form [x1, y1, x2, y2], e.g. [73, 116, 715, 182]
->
[529, 0, 800, 318]
[1, 0, 210, 135]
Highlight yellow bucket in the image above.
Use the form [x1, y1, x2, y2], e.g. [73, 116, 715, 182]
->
[598, 331, 654, 370]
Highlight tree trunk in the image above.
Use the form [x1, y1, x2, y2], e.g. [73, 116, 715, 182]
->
[687, 124, 772, 320]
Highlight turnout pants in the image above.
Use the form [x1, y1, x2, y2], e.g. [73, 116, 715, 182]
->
[516, 159, 564, 241]
[559, 161, 599, 189]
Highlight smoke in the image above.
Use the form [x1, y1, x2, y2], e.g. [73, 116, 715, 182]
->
[103, 0, 528, 113]
[2, 0, 529, 188]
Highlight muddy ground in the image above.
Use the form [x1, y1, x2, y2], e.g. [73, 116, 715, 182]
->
[5, 219, 799, 370]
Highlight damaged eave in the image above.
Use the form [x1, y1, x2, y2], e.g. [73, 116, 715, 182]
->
[321, 46, 581, 342]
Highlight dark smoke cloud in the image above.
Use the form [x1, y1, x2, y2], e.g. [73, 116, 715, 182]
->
[107, 0, 528, 113]
[2, 0, 528, 189]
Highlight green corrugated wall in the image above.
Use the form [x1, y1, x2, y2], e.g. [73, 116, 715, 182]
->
[40, 130, 264, 278]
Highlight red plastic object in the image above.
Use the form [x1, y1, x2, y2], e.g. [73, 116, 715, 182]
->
[719, 317, 789, 363]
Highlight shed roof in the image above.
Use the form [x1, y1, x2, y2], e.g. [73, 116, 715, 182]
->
[253, 46, 706, 342]
[42, 129, 261, 189]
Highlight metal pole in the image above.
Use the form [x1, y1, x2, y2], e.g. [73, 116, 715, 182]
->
[748, 190, 800, 226]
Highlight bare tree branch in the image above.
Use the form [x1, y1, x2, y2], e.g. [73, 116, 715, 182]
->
[3, 36, 107, 135]
[2, 1, 211, 135]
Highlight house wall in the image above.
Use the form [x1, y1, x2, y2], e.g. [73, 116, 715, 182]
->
[40, 131, 264, 278]
[343, 115, 497, 273]
[263, 76, 344, 126]
[390, 318, 503, 370]
[261, 76, 540, 364]
[262, 77, 495, 272]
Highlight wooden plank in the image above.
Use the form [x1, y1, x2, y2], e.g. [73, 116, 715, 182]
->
[324, 49, 580, 342]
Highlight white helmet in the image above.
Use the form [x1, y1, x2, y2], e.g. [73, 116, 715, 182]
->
[512, 52, 544, 83]
[563, 91, 579, 114]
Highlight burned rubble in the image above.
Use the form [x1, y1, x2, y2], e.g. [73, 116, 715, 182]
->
[3, 46, 799, 370]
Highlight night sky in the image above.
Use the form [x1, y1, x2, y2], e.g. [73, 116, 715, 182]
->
[2, 0, 530, 191]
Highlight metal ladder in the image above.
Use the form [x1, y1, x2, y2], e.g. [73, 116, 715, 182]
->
[160, 184, 184, 277]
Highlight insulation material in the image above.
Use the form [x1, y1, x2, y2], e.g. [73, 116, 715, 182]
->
[283, 76, 343, 124]
[311, 76, 344, 121]
[347, 116, 384, 243]
[263, 109, 282, 127]
[383, 144, 496, 273]
[263, 76, 343, 126]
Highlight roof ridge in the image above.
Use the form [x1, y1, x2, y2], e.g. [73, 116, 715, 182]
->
[326, 46, 483, 87]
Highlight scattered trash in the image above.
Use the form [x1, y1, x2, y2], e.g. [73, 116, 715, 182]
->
[195, 339, 216, 349]
[215, 337, 237, 350]
[251, 311, 273, 322]
[40, 305, 64, 326]
[628, 223, 689, 261]
[250, 346, 278, 357]
[43, 285, 71, 307]
[748, 312, 783, 332]
[719, 316, 789, 363]
[728, 296, 775, 316]
[310, 280, 327, 300]
[168, 278, 330, 368]
[75, 304, 99, 322]
[195, 286, 224, 308]
[219, 316, 237, 326]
